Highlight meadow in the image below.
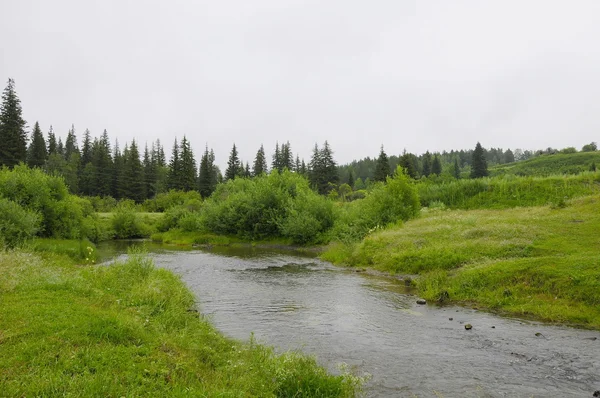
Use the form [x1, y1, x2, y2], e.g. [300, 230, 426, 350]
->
[323, 194, 600, 328]
[0, 250, 362, 397]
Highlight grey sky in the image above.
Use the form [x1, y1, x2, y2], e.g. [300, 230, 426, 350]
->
[1, 0, 599, 168]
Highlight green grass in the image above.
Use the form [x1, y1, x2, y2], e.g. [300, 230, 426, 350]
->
[0, 251, 362, 397]
[490, 151, 600, 177]
[322, 195, 600, 328]
[417, 171, 600, 209]
[28, 238, 98, 262]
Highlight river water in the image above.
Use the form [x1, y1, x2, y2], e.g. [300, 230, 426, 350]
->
[100, 243, 600, 397]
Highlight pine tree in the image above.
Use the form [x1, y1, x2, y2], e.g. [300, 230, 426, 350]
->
[422, 151, 432, 177]
[81, 129, 92, 166]
[78, 129, 93, 195]
[373, 146, 390, 182]
[0, 78, 27, 167]
[112, 139, 124, 198]
[122, 140, 145, 202]
[167, 138, 182, 190]
[453, 158, 461, 179]
[431, 155, 442, 176]
[281, 141, 293, 170]
[225, 143, 241, 181]
[252, 144, 268, 176]
[470, 142, 489, 178]
[348, 171, 355, 188]
[143, 143, 157, 198]
[272, 142, 282, 172]
[199, 145, 217, 197]
[244, 162, 251, 178]
[64, 124, 80, 160]
[399, 151, 418, 179]
[47, 126, 57, 155]
[309, 141, 338, 194]
[179, 136, 197, 191]
[27, 121, 47, 168]
[93, 130, 113, 197]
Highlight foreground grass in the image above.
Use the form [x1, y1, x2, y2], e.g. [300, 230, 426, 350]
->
[0, 251, 361, 397]
[323, 195, 600, 328]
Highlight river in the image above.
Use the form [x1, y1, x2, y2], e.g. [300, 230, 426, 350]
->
[99, 242, 600, 397]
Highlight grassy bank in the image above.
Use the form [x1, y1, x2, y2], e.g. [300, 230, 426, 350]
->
[417, 171, 600, 209]
[0, 251, 361, 396]
[322, 195, 600, 328]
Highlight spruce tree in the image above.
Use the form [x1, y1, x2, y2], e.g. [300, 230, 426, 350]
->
[179, 136, 197, 191]
[122, 140, 145, 202]
[470, 142, 489, 178]
[309, 141, 339, 194]
[198, 146, 217, 197]
[373, 146, 390, 182]
[281, 141, 293, 170]
[272, 142, 282, 172]
[93, 130, 113, 197]
[81, 129, 92, 166]
[27, 121, 47, 168]
[453, 158, 461, 179]
[64, 124, 80, 160]
[167, 138, 182, 190]
[143, 143, 157, 198]
[399, 151, 418, 179]
[225, 143, 241, 181]
[422, 151, 432, 177]
[0, 78, 27, 167]
[112, 139, 124, 198]
[47, 126, 57, 155]
[253, 144, 268, 176]
[431, 155, 442, 176]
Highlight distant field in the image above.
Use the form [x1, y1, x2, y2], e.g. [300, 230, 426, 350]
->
[490, 151, 600, 177]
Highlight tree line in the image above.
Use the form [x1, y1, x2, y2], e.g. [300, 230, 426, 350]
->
[0, 79, 341, 202]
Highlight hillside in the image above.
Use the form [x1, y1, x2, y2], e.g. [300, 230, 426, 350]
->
[490, 151, 600, 177]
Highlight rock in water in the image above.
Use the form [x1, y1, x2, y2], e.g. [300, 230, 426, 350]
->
[464, 323, 473, 330]
[593, 390, 599, 397]
[416, 299, 427, 305]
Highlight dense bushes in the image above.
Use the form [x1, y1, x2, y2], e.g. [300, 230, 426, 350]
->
[332, 166, 421, 242]
[0, 197, 40, 247]
[0, 166, 94, 243]
[200, 171, 335, 244]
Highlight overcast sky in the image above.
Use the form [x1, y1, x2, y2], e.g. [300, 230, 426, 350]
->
[1, 0, 599, 168]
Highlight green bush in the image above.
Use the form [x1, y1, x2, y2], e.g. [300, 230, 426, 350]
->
[112, 204, 148, 239]
[0, 197, 40, 248]
[0, 165, 86, 239]
[142, 190, 202, 212]
[200, 171, 334, 243]
[332, 166, 420, 242]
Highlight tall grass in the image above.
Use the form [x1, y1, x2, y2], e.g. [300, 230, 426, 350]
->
[490, 151, 600, 177]
[418, 172, 600, 209]
[0, 250, 363, 396]
[323, 195, 600, 328]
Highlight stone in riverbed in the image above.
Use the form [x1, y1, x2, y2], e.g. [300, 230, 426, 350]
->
[464, 323, 473, 330]
[416, 299, 427, 305]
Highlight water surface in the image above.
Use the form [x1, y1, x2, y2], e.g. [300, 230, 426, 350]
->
[101, 243, 600, 397]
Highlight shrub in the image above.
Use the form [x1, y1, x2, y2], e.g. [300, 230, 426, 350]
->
[0, 197, 40, 248]
[112, 204, 147, 239]
[0, 165, 85, 239]
[200, 171, 334, 243]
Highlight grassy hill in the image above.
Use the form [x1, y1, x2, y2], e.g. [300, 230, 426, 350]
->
[323, 195, 600, 329]
[490, 151, 600, 177]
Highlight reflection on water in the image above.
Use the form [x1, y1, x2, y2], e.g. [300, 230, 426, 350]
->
[100, 242, 600, 397]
